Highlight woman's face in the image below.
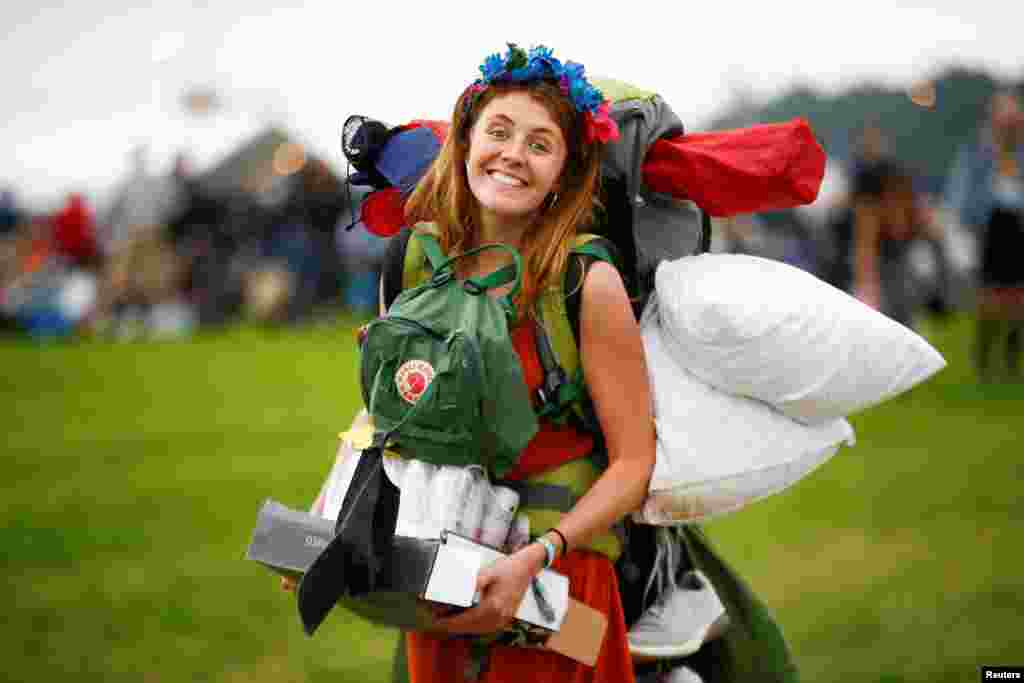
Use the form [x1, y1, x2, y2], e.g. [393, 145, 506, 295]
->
[465, 91, 568, 231]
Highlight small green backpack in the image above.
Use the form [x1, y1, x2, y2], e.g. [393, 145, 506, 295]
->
[358, 227, 539, 477]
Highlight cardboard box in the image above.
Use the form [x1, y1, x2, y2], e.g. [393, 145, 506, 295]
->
[246, 500, 607, 665]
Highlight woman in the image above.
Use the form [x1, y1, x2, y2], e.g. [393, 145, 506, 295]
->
[947, 90, 1024, 379]
[393, 45, 655, 682]
[849, 124, 946, 328]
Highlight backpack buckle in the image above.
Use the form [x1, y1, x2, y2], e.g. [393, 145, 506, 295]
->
[535, 366, 570, 418]
[430, 270, 453, 287]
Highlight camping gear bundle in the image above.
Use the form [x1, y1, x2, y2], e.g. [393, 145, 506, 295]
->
[246, 80, 946, 660]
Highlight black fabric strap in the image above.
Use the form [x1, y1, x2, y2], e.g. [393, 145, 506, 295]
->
[496, 480, 579, 513]
[532, 315, 568, 415]
[699, 206, 712, 255]
[381, 227, 414, 311]
[564, 237, 621, 348]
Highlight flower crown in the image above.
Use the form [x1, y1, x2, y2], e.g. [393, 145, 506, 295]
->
[465, 44, 620, 144]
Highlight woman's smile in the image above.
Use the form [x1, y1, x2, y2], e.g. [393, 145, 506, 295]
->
[486, 170, 528, 188]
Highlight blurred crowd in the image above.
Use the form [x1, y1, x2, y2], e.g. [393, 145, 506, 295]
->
[2, 91, 1022, 380]
[716, 89, 1023, 379]
[0, 140, 389, 341]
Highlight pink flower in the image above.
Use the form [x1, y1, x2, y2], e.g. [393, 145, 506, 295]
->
[585, 101, 619, 143]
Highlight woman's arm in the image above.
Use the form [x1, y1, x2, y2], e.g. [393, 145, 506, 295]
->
[853, 200, 882, 309]
[558, 260, 656, 548]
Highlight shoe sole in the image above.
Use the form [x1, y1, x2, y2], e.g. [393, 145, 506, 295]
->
[628, 613, 731, 660]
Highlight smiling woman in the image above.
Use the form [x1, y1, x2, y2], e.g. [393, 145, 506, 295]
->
[389, 44, 656, 683]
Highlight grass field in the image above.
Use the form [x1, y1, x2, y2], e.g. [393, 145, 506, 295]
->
[3, 313, 1022, 682]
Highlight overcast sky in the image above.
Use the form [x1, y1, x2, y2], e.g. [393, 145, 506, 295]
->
[3, 1, 1020, 209]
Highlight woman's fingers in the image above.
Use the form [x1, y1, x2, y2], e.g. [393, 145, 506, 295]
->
[434, 601, 513, 635]
[280, 576, 297, 592]
[432, 567, 518, 635]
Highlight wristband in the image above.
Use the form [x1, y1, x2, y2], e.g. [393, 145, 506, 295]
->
[547, 527, 569, 557]
[536, 536, 557, 569]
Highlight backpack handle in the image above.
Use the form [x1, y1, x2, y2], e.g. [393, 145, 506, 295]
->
[414, 232, 523, 315]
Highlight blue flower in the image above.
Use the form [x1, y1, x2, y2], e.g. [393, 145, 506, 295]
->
[531, 45, 555, 62]
[480, 53, 506, 81]
[526, 50, 562, 82]
[561, 61, 585, 83]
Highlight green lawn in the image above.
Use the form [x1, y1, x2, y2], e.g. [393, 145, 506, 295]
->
[2, 314, 1021, 682]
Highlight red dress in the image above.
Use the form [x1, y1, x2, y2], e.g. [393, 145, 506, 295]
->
[405, 323, 635, 683]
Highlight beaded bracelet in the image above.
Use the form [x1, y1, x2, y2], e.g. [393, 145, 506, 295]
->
[535, 536, 557, 569]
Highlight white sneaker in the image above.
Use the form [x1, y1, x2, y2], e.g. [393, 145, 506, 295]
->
[663, 664, 704, 683]
[628, 570, 729, 659]
[636, 664, 705, 683]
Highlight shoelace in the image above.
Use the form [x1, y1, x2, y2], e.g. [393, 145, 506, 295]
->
[634, 593, 673, 627]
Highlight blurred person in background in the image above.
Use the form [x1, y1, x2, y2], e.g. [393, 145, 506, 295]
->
[252, 159, 346, 324]
[946, 89, 1024, 380]
[51, 193, 100, 271]
[846, 123, 949, 329]
[0, 188, 20, 237]
[288, 159, 347, 310]
[99, 145, 188, 338]
[334, 218, 387, 315]
[0, 210, 98, 339]
[0, 188, 24, 329]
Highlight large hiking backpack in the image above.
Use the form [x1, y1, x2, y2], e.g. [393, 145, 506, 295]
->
[343, 83, 815, 682]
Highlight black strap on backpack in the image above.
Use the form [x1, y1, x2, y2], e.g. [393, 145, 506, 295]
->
[530, 237, 619, 429]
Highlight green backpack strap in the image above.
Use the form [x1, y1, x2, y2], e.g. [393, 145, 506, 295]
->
[412, 230, 447, 271]
[405, 227, 522, 318]
[401, 223, 439, 292]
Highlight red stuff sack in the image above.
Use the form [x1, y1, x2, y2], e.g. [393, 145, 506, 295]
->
[642, 118, 826, 217]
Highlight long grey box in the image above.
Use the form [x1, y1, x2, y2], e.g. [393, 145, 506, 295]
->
[245, 499, 337, 579]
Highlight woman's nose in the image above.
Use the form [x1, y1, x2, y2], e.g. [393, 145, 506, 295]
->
[499, 138, 526, 164]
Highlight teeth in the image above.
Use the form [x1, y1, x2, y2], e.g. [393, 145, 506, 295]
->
[489, 171, 525, 187]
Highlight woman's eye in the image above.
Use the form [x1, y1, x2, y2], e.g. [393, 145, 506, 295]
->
[529, 140, 550, 153]
[488, 128, 508, 140]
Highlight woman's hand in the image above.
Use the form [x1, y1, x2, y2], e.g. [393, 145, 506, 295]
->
[431, 543, 547, 636]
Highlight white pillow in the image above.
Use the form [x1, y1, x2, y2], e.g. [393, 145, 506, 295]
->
[654, 253, 946, 425]
[635, 311, 854, 525]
